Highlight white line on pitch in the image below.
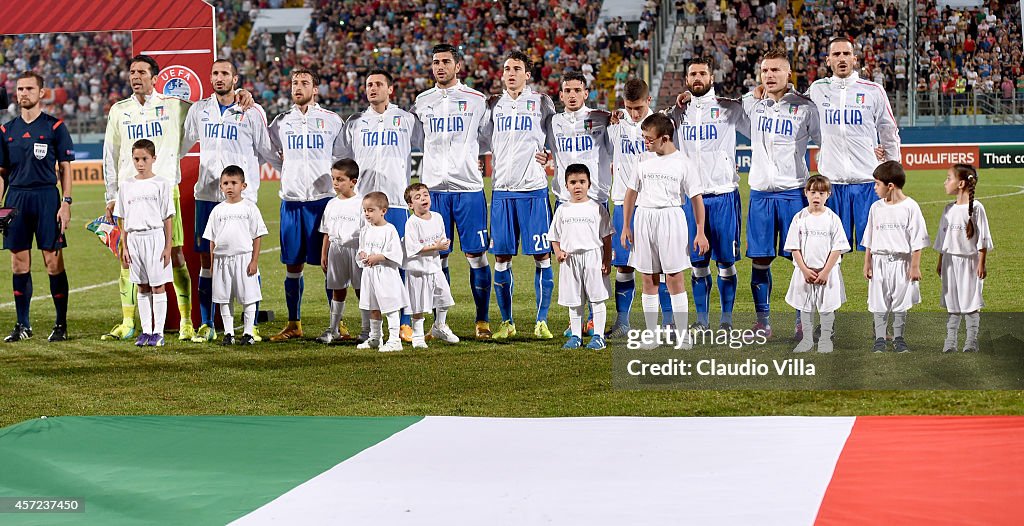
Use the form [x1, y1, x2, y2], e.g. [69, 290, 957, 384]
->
[918, 185, 1024, 205]
[0, 246, 281, 308]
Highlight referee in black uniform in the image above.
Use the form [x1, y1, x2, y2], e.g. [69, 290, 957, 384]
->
[0, 72, 75, 342]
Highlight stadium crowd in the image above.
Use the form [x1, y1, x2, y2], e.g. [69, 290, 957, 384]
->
[914, 0, 1024, 107]
[2, 0, 652, 124]
[669, 0, 909, 97]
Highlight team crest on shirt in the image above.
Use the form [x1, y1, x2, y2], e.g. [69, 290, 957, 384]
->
[155, 106, 166, 119]
[710, 108, 720, 119]
[527, 100, 536, 112]
[789, 105, 799, 115]
[584, 120, 593, 132]
[315, 118, 325, 129]
[393, 116, 402, 126]
[458, 100, 467, 112]
[855, 93, 865, 105]
[155, 65, 203, 102]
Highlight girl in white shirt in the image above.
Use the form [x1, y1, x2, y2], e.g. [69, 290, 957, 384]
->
[934, 164, 993, 353]
[784, 176, 850, 353]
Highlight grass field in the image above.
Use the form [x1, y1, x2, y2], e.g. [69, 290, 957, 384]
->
[1, 169, 1022, 427]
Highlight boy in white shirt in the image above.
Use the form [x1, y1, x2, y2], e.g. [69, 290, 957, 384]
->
[620, 114, 709, 349]
[404, 183, 459, 349]
[202, 165, 268, 345]
[115, 139, 175, 347]
[317, 159, 368, 344]
[862, 161, 930, 353]
[548, 164, 614, 350]
[356, 192, 410, 352]
[784, 176, 851, 353]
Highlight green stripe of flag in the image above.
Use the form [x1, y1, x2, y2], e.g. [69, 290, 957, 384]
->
[0, 416, 422, 525]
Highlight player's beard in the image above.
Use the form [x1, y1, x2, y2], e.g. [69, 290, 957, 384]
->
[213, 87, 233, 97]
[689, 82, 711, 97]
[293, 93, 313, 106]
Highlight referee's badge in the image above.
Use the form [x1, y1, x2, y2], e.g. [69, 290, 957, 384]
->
[34, 143, 47, 160]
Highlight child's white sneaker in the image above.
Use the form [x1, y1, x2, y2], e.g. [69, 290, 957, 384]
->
[379, 339, 403, 352]
[356, 338, 380, 350]
[411, 337, 429, 349]
[430, 323, 460, 343]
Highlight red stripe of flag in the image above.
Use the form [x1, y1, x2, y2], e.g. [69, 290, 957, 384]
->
[815, 416, 1024, 525]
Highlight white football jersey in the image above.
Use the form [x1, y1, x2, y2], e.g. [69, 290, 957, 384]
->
[202, 200, 269, 256]
[933, 201, 993, 256]
[319, 194, 365, 248]
[358, 223, 404, 269]
[181, 97, 275, 203]
[743, 88, 821, 192]
[268, 103, 346, 202]
[548, 199, 613, 253]
[608, 106, 652, 205]
[486, 87, 556, 192]
[114, 176, 175, 233]
[103, 93, 190, 204]
[411, 82, 490, 192]
[784, 207, 850, 268]
[404, 211, 447, 274]
[628, 150, 704, 208]
[670, 87, 750, 195]
[808, 72, 901, 184]
[862, 197, 930, 255]
[340, 104, 420, 209]
[549, 106, 614, 203]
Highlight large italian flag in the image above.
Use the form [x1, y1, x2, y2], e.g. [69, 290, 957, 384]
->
[1, 416, 1021, 524]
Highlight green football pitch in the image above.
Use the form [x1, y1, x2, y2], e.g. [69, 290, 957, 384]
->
[1, 169, 1022, 426]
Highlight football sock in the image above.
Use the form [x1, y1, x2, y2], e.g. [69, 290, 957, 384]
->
[591, 302, 607, 337]
[119, 267, 137, 327]
[568, 305, 584, 338]
[242, 303, 256, 336]
[153, 292, 168, 334]
[138, 292, 153, 335]
[284, 272, 303, 321]
[385, 310, 400, 342]
[658, 280, 673, 326]
[494, 260, 514, 323]
[691, 264, 712, 326]
[198, 268, 214, 327]
[641, 293, 660, 332]
[893, 311, 907, 338]
[873, 312, 888, 339]
[172, 265, 192, 323]
[220, 303, 235, 336]
[535, 258, 554, 322]
[717, 263, 737, 326]
[468, 255, 491, 323]
[751, 263, 772, 324]
[49, 271, 69, 327]
[12, 272, 32, 327]
[614, 270, 635, 327]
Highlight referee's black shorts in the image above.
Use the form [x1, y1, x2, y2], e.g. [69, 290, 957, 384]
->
[3, 186, 66, 251]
